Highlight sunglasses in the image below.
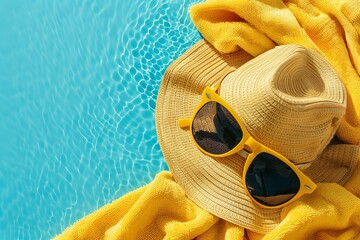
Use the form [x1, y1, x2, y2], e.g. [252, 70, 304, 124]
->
[178, 85, 317, 208]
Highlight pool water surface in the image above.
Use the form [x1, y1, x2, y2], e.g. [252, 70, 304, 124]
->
[0, 0, 201, 238]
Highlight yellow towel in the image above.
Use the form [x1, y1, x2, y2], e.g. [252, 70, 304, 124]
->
[53, 172, 245, 240]
[54, 1, 360, 239]
[54, 164, 360, 240]
[189, 0, 360, 146]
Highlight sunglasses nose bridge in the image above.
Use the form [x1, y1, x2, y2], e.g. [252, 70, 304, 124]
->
[244, 137, 260, 154]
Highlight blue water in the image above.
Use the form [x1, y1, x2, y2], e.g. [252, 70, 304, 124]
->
[0, 1, 201, 239]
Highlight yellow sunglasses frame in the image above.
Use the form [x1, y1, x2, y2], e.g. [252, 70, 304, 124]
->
[178, 85, 317, 208]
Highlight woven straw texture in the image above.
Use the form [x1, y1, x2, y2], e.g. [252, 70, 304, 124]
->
[156, 40, 359, 233]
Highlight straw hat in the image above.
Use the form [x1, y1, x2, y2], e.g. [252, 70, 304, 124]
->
[155, 40, 359, 233]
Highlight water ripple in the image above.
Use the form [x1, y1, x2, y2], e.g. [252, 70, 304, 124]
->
[0, 0, 202, 239]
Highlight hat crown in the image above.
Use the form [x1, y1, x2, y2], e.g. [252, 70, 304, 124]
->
[219, 45, 346, 164]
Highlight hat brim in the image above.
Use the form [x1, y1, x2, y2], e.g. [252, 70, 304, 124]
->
[155, 40, 359, 233]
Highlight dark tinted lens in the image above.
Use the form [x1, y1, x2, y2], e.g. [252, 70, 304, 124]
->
[192, 101, 243, 155]
[245, 152, 300, 206]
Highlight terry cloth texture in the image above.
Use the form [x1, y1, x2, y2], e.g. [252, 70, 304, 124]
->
[54, 168, 360, 240]
[189, 0, 360, 146]
[54, 0, 360, 239]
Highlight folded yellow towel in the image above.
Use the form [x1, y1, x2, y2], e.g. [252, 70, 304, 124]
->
[55, 162, 360, 240]
[54, 172, 245, 240]
[189, 0, 360, 146]
[54, 1, 360, 239]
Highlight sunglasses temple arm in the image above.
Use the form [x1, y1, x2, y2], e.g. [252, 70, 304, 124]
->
[211, 81, 221, 92]
[178, 118, 191, 128]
